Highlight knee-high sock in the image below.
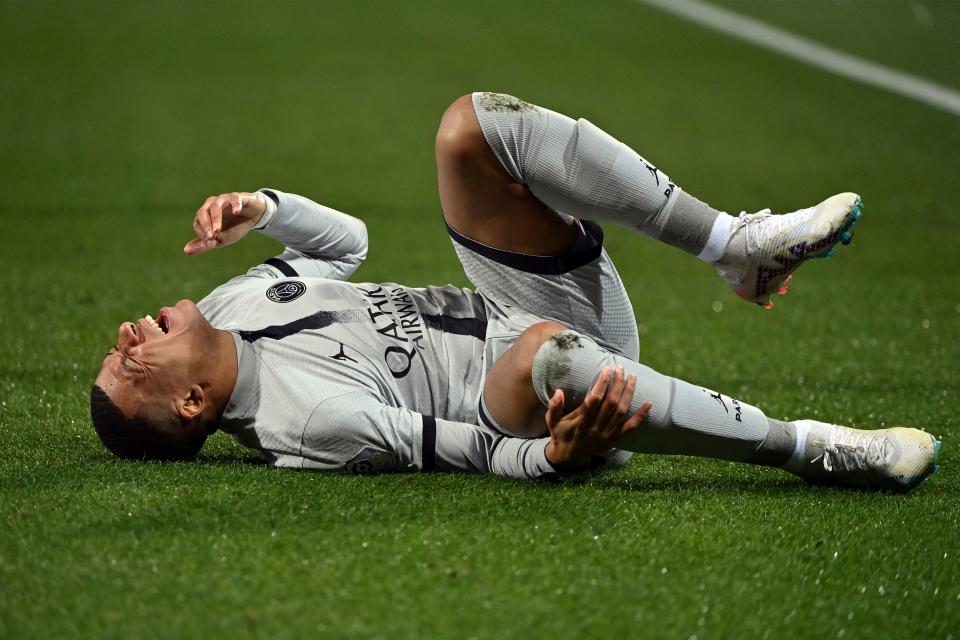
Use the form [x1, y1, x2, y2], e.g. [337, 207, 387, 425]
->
[472, 92, 734, 258]
[531, 330, 795, 465]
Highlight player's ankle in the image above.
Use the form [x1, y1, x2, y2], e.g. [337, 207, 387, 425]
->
[745, 418, 798, 467]
[696, 211, 737, 264]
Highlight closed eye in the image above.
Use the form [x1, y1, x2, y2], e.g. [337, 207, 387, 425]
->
[104, 347, 140, 377]
[120, 353, 145, 376]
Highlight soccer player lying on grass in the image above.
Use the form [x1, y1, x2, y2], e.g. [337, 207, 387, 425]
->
[91, 92, 940, 491]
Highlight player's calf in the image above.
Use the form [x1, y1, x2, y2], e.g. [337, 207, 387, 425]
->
[529, 329, 940, 491]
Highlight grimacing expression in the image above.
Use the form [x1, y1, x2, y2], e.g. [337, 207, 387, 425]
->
[94, 300, 212, 418]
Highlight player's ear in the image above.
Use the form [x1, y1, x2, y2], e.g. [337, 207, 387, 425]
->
[177, 385, 205, 423]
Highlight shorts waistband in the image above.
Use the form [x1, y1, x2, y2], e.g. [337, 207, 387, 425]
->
[445, 219, 604, 275]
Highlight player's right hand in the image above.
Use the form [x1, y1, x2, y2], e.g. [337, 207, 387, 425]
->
[543, 366, 650, 471]
[183, 192, 268, 255]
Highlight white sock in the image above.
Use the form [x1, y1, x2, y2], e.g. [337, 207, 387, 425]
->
[696, 212, 737, 264]
[783, 420, 810, 473]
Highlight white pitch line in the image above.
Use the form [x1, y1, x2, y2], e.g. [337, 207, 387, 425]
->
[636, 0, 960, 117]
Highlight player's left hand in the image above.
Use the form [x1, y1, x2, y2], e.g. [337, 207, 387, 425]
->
[544, 365, 651, 471]
[184, 191, 268, 255]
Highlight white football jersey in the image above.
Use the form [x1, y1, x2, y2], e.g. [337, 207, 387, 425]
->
[199, 189, 556, 479]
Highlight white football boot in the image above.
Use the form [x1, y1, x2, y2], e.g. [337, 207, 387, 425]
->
[786, 420, 941, 492]
[713, 193, 863, 309]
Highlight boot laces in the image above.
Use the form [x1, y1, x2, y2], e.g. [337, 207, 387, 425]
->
[736, 206, 816, 255]
[735, 209, 772, 255]
[818, 429, 891, 474]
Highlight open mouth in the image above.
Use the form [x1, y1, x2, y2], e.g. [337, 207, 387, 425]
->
[156, 309, 171, 334]
[144, 310, 170, 334]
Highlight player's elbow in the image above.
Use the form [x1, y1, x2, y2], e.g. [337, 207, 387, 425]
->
[358, 219, 369, 260]
[339, 216, 368, 266]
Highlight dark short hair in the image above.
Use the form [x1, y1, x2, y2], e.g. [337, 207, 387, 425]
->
[90, 384, 206, 461]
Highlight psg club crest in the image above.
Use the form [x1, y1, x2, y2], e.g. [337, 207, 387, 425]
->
[266, 280, 306, 303]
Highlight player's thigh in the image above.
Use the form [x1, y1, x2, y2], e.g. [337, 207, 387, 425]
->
[435, 94, 580, 255]
[453, 225, 639, 361]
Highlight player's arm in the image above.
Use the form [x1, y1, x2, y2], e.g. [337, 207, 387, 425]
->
[299, 391, 562, 478]
[287, 370, 648, 478]
[184, 189, 368, 281]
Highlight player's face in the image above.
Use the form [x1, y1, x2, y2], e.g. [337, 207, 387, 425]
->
[94, 300, 212, 417]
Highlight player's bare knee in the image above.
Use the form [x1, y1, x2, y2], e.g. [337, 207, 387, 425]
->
[486, 322, 567, 391]
[514, 321, 569, 376]
[524, 321, 569, 347]
[435, 94, 485, 165]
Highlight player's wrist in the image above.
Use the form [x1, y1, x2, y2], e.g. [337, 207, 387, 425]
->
[244, 192, 264, 225]
[545, 439, 590, 472]
[252, 190, 278, 229]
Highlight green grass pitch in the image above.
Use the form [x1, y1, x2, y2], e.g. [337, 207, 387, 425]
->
[1, 1, 958, 637]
